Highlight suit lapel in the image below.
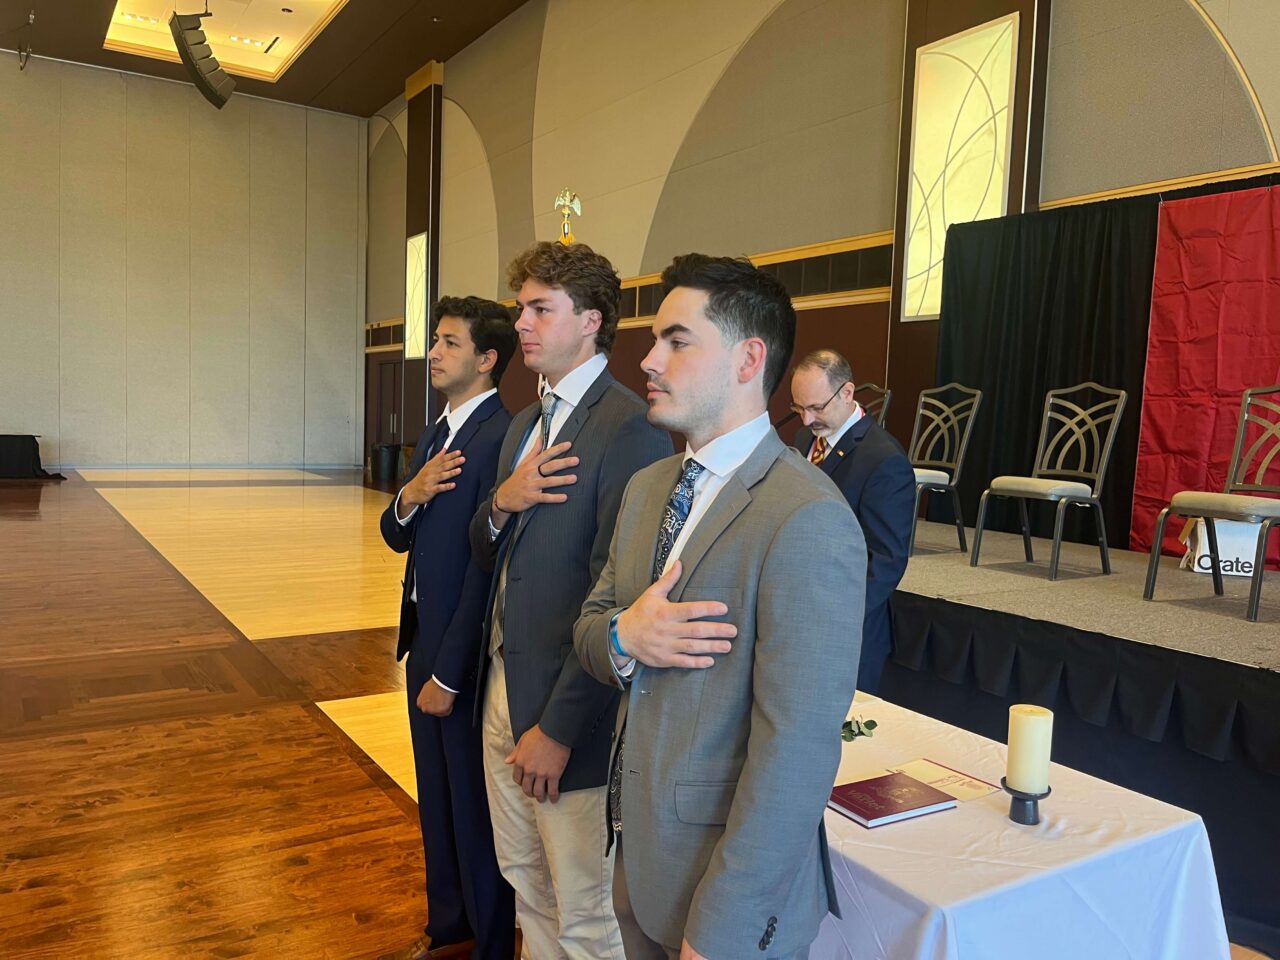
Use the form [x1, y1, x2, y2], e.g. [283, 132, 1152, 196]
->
[449, 392, 501, 456]
[668, 431, 785, 603]
[509, 367, 616, 545]
[824, 415, 871, 476]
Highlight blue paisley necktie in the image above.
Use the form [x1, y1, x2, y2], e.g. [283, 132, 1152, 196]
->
[610, 457, 706, 834]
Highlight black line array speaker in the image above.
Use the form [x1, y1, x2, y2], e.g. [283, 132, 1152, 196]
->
[169, 11, 235, 109]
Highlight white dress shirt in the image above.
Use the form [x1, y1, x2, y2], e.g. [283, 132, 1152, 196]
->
[394, 387, 497, 695]
[487, 350, 608, 540]
[616, 411, 774, 676]
[809, 402, 864, 460]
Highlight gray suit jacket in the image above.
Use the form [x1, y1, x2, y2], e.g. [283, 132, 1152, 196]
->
[470, 365, 672, 793]
[575, 429, 865, 956]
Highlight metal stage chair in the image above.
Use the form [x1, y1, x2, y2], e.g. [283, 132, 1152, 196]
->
[1143, 384, 1280, 621]
[970, 382, 1127, 580]
[907, 382, 983, 554]
[854, 383, 891, 426]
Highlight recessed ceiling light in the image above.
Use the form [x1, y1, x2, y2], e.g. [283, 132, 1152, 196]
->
[230, 35, 238, 41]
[432, 16, 442, 22]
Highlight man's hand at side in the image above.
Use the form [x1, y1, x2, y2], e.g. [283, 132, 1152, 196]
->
[505, 724, 571, 803]
[416, 678, 456, 717]
[614, 561, 736, 669]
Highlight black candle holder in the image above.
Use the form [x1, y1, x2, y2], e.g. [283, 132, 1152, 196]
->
[1001, 777, 1051, 826]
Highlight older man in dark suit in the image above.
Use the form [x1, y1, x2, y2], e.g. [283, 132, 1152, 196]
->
[469, 242, 671, 959]
[791, 349, 914, 693]
[380, 296, 517, 960]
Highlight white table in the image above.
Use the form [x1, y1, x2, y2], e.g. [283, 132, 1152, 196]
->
[813, 699, 1230, 959]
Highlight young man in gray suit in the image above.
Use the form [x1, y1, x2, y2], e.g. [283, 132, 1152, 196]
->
[469, 241, 671, 959]
[575, 255, 866, 959]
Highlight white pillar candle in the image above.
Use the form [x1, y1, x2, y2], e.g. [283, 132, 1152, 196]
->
[1006, 704, 1054, 795]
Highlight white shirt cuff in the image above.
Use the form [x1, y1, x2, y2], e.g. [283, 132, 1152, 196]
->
[395, 489, 419, 525]
[430, 675, 459, 695]
[487, 512, 501, 541]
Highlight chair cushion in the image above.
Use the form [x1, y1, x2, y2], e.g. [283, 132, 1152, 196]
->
[989, 475, 1094, 500]
[1170, 490, 1280, 520]
[914, 467, 951, 486]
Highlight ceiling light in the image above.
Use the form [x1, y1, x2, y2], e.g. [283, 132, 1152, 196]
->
[229, 35, 238, 41]
[254, 41, 263, 47]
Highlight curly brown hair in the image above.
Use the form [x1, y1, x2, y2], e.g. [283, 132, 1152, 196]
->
[506, 241, 621, 354]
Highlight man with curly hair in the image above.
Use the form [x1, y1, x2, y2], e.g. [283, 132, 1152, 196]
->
[469, 241, 672, 958]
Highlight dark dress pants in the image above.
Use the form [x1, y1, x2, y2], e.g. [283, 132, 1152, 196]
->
[406, 643, 514, 959]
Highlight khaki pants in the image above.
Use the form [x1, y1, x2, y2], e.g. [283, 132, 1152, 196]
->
[481, 657, 624, 960]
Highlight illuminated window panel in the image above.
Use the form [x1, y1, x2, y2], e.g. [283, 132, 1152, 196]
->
[405, 233, 428, 360]
[903, 13, 1018, 321]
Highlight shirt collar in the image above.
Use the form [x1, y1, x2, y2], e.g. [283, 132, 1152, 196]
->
[540, 352, 608, 408]
[438, 388, 498, 436]
[684, 411, 773, 478]
[823, 403, 864, 449]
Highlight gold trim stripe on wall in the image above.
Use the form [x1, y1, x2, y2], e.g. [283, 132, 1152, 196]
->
[1039, 160, 1280, 209]
[616, 286, 892, 330]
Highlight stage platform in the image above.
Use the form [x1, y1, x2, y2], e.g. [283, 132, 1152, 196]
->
[884, 522, 1280, 955]
[904, 520, 1280, 667]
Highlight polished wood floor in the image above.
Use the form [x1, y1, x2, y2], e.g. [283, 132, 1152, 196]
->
[96, 479, 403, 640]
[0, 475, 425, 959]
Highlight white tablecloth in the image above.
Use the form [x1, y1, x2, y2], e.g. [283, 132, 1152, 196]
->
[813, 699, 1230, 960]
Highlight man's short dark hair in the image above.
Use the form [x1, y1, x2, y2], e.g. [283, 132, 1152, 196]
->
[432, 295, 518, 387]
[507, 241, 622, 354]
[794, 349, 854, 391]
[660, 254, 796, 397]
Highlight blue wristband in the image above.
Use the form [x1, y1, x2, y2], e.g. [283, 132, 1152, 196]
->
[609, 611, 628, 658]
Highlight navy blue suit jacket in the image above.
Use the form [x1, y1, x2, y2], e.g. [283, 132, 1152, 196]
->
[795, 416, 914, 692]
[380, 392, 512, 690]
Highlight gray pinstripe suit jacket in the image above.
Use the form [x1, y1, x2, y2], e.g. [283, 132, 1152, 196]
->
[469, 365, 672, 793]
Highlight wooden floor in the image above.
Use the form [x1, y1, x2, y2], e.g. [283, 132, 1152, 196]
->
[0, 474, 424, 959]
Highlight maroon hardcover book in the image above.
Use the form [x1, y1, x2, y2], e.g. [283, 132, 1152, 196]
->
[828, 772, 958, 828]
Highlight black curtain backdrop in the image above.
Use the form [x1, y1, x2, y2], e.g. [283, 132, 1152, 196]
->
[933, 173, 1280, 546]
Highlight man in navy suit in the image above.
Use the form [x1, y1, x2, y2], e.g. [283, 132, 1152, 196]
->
[790, 349, 914, 694]
[380, 296, 518, 960]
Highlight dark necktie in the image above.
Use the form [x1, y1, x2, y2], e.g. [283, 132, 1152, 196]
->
[610, 457, 707, 835]
[429, 419, 452, 458]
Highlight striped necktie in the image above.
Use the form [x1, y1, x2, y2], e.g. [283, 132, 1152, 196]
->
[809, 435, 828, 465]
[610, 457, 707, 835]
[540, 390, 558, 448]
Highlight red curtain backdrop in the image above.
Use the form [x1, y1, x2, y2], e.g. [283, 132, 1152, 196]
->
[1131, 186, 1280, 564]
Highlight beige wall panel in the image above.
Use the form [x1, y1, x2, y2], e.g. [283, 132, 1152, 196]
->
[488, 145, 538, 274]
[530, 51, 731, 235]
[125, 76, 192, 464]
[190, 96, 251, 464]
[0, 55, 62, 465]
[1041, 0, 1270, 201]
[668, 0, 906, 171]
[533, 0, 783, 138]
[447, 0, 547, 160]
[442, 98, 488, 179]
[304, 111, 360, 465]
[366, 130, 406, 324]
[534, 177, 666, 279]
[440, 100, 500, 297]
[248, 99, 306, 464]
[439, 231, 501, 302]
[1201, 0, 1280, 154]
[58, 64, 128, 465]
[642, 101, 900, 271]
